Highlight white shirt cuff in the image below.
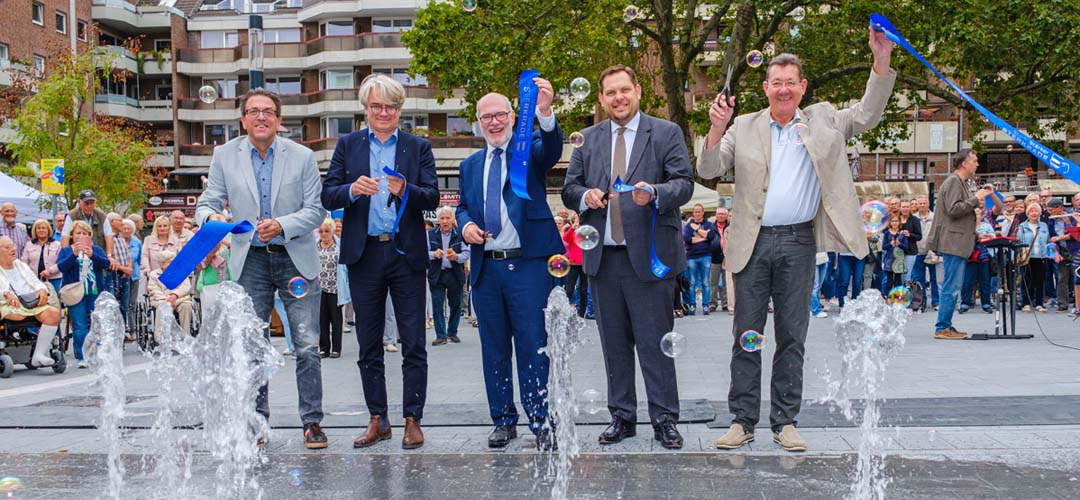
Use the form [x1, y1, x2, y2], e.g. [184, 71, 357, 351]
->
[536, 110, 556, 132]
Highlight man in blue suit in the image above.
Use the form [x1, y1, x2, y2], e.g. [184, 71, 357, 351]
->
[456, 77, 564, 449]
[321, 74, 439, 450]
[427, 206, 469, 346]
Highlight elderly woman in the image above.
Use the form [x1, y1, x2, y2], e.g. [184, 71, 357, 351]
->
[1, 236, 62, 367]
[147, 251, 194, 339]
[21, 219, 62, 295]
[316, 218, 349, 358]
[1017, 202, 1051, 312]
[142, 215, 180, 276]
[57, 221, 110, 368]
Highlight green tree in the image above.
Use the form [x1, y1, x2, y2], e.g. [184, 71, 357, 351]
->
[0, 46, 162, 211]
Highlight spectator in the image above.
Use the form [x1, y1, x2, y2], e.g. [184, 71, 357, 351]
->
[127, 213, 145, 237]
[1047, 199, 1074, 312]
[708, 208, 729, 313]
[1060, 193, 1080, 314]
[960, 213, 995, 314]
[1017, 202, 1050, 312]
[121, 219, 143, 332]
[681, 204, 716, 315]
[897, 199, 922, 283]
[57, 221, 110, 368]
[810, 252, 829, 318]
[21, 219, 62, 295]
[105, 213, 132, 326]
[316, 219, 348, 357]
[53, 213, 66, 242]
[169, 210, 194, 247]
[881, 214, 908, 291]
[142, 216, 180, 275]
[147, 251, 194, 340]
[0, 203, 29, 258]
[561, 211, 588, 318]
[0, 236, 61, 368]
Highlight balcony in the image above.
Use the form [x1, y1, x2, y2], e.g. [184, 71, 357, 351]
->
[96, 46, 173, 76]
[177, 97, 241, 121]
[94, 95, 172, 122]
[92, 0, 173, 32]
[296, 0, 427, 23]
[179, 134, 484, 169]
[177, 86, 463, 121]
[174, 33, 408, 74]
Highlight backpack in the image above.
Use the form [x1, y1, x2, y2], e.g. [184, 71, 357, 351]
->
[905, 280, 925, 311]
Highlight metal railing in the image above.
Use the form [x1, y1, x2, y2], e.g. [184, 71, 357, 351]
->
[176, 33, 403, 63]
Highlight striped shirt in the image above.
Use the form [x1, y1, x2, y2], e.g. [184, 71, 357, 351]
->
[0, 222, 29, 258]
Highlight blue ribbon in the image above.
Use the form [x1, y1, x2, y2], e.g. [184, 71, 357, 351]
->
[159, 220, 253, 289]
[612, 176, 670, 279]
[509, 69, 539, 201]
[870, 13, 1080, 183]
[382, 166, 409, 255]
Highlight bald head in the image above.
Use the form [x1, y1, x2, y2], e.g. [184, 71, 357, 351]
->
[476, 92, 515, 148]
[0, 203, 16, 226]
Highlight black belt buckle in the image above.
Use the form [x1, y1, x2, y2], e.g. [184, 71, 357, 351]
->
[485, 249, 521, 260]
[369, 233, 392, 243]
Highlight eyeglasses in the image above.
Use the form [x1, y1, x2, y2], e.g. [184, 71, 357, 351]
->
[367, 103, 401, 114]
[244, 108, 278, 118]
[479, 111, 511, 124]
[767, 80, 802, 90]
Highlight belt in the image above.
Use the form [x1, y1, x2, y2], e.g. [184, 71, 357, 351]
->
[367, 233, 393, 243]
[253, 244, 288, 253]
[483, 249, 522, 260]
[760, 221, 813, 233]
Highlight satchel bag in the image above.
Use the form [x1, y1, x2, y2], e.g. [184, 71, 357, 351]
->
[59, 282, 84, 307]
[1016, 225, 1039, 267]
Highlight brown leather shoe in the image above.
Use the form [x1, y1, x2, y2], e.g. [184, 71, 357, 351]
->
[402, 416, 424, 449]
[353, 415, 392, 448]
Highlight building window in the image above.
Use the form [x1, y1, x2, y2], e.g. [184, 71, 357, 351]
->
[155, 86, 173, 100]
[322, 116, 353, 138]
[447, 117, 471, 135]
[400, 115, 428, 133]
[279, 121, 303, 141]
[0, 44, 8, 69]
[205, 123, 241, 145]
[77, 20, 87, 41]
[201, 31, 239, 49]
[884, 159, 925, 180]
[319, 21, 353, 37]
[320, 69, 353, 90]
[154, 39, 171, 51]
[264, 29, 300, 43]
[372, 19, 413, 32]
[266, 76, 301, 94]
[32, 55, 45, 75]
[373, 67, 427, 87]
[55, 11, 67, 34]
[32, 2, 44, 25]
[203, 78, 238, 98]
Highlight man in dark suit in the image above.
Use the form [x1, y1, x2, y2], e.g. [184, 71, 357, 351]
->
[561, 65, 694, 449]
[457, 78, 564, 449]
[321, 74, 439, 450]
[427, 206, 469, 346]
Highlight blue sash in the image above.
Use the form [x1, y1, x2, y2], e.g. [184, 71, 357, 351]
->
[612, 176, 670, 278]
[382, 166, 410, 255]
[159, 220, 253, 289]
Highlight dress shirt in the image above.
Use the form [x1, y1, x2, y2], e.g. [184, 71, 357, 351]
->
[347, 129, 399, 236]
[249, 139, 285, 246]
[761, 110, 821, 226]
[0, 222, 29, 257]
[428, 229, 470, 268]
[577, 111, 643, 246]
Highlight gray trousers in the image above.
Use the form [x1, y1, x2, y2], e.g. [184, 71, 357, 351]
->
[1056, 258, 1072, 306]
[591, 247, 679, 424]
[730, 222, 816, 432]
[708, 262, 727, 309]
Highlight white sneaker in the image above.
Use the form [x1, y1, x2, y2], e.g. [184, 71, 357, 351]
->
[77, 360, 88, 369]
[812, 311, 828, 319]
[384, 344, 399, 353]
[282, 349, 293, 356]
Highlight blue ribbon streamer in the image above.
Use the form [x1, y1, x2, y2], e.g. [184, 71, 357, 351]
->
[159, 220, 253, 289]
[509, 69, 539, 201]
[612, 176, 670, 279]
[382, 166, 409, 255]
[870, 13, 1080, 183]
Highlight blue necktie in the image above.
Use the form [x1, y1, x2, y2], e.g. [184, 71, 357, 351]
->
[485, 148, 503, 238]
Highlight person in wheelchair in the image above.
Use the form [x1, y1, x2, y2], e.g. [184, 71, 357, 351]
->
[147, 251, 194, 339]
[0, 236, 62, 367]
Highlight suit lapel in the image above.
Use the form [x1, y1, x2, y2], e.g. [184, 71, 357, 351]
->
[597, 121, 612, 188]
[755, 112, 772, 178]
[237, 138, 259, 204]
[625, 114, 652, 182]
[394, 132, 408, 177]
[270, 139, 288, 208]
[473, 151, 487, 228]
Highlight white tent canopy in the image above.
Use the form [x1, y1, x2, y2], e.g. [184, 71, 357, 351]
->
[0, 171, 59, 224]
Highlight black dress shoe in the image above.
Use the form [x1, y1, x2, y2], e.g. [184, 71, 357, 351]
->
[598, 417, 636, 445]
[653, 420, 683, 449]
[448, 335, 460, 343]
[488, 425, 517, 448]
[536, 429, 557, 451]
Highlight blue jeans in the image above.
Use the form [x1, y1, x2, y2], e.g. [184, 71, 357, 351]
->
[237, 248, 324, 425]
[68, 293, 98, 360]
[835, 255, 865, 308]
[822, 252, 838, 299]
[935, 254, 968, 332]
[685, 255, 711, 309]
[274, 293, 294, 351]
[430, 273, 463, 339]
[810, 262, 828, 315]
[910, 255, 940, 306]
[961, 260, 992, 309]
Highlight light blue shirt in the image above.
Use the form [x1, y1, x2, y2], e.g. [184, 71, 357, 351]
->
[366, 129, 398, 236]
[128, 236, 142, 281]
[576, 112, 642, 246]
[249, 140, 285, 246]
[761, 110, 821, 227]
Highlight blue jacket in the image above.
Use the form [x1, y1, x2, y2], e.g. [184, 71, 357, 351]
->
[321, 129, 440, 271]
[682, 219, 717, 259]
[456, 122, 565, 285]
[881, 230, 908, 271]
[1016, 220, 1050, 259]
[57, 245, 111, 293]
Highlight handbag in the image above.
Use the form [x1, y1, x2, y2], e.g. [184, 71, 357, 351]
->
[1016, 225, 1039, 267]
[16, 291, 40, 309]
[59, 282, 84, 307]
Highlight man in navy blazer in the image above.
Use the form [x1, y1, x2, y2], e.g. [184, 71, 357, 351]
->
[427, 206, 469, 345]
[321, 74, 439, 450]
[456, 78, 564, 449]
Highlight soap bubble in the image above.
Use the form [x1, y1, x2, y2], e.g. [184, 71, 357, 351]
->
[580, 388, 603, 415]
[547, 254, 571, 278]
[0, 476, 24, 495]
[289, 469, 302, 487]
[660, 331, 685, 358]
[887, 286, 912, 307]
[746, 50, 764, 68]
[198, 85, 218, 104]
[791, 122, 809, 145]
[574, 225, 600, 250]
[570, 77, 591, 100]
[569, 131, 585, 148]
[622, 5, 639, 22]
[287, 276, 310, 298]
[860, 201, 889, 233]
[739, 330, 764, 352]
[461, 0, 477, 12]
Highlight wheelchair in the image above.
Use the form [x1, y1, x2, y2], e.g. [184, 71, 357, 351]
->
[132, 292, 201, 353]
[0, 316, 69, 378]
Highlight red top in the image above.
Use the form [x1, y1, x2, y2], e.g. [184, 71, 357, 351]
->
[561, 227, 582, 265]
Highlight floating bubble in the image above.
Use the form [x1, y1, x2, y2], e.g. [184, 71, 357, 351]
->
[859, 201, 889, 233]
[791, 122, 809, 145]
[622, 4, 639, 22]
[287, 276, 310, 298]
[739, 330, 763, 352]
[547, 254, 571, 278]
[289, 469, 302, 487]
[461, 0, 477, 12]
[1007, 144, 1014, 152]
[791, 6, 805, 22]
[569, 77, 591, 100]
[569, 131, 585, 149]
[660, 331, 685, 358]
[198, 85, 218, 104]
[887, 286, 912, 307]
[580, 388, 603, 415]
[574, 224, 600, 250]
[0, 476, 23, 494]
[746, 50, 764, 68]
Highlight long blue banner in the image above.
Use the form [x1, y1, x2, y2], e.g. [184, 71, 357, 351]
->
[612, 176, 670, 279]
[159, 220, 252, 289]
[508, 69, 539, 201]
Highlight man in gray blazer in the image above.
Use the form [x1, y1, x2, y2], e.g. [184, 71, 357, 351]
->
[195, 89, 328, 450]
[698, 27, 896, 452]
[562, 64, 693, 449]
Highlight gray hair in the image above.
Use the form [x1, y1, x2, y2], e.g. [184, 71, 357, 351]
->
[157, 250, 176, 265]
[766, 53, 804, 81]
[121, 219, 136, 232]
[359, 73, 406, 108]
[106, 212, 122, 223]
[435, 205, 455, 219]
[475, 93, 513, 120]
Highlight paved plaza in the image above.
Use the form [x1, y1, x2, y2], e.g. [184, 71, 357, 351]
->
[1, 304, 1079, 498]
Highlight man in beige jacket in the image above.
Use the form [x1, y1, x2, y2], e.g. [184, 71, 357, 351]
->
[698, 27, 896, 452]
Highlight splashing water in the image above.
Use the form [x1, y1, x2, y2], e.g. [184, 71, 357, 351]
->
[188, 282, 285, 499]
[541, 287, 587, 500]
[819, 289, 909, 500]
[85, 293, 128, 500]
[142, 303, 195, 499]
